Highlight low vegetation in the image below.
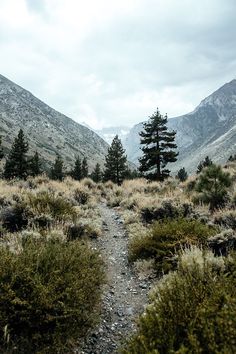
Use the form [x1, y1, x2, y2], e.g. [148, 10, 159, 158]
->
[0, 176, 105, 353]
[124, 248, 236, 353]
[0, 238, 104, 353]
[0, 150, 235, 352]
[129, 218, 217, 273]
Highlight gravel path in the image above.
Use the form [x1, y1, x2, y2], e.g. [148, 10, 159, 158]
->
[79, 203, 150, 354]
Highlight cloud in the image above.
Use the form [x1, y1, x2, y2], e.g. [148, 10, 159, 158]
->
[0, 0, 235, 129]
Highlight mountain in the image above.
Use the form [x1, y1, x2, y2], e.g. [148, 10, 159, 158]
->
[95, 126, 130, 145]
[124, 79, 236, 173]
[0, 74, 108, 170]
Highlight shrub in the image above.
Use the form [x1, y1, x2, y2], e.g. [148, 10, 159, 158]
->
[195, 164, 232, 211]
[129, 218, 217, 273]
[0, 202, 30, 232]
[214, 210, 236, 230]
[0, 238, 105, 353]
[28, 191, 76, 222]
[141, 200, 193, 223]
[124, 248, 236, 354]
[66, 222, 99, 240]
[208, 229, 236, 256]
[74, 188, 90, 205]
[176, 167, 188, 182]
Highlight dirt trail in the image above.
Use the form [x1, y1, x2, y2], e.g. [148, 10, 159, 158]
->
[79, 203, 150, 354]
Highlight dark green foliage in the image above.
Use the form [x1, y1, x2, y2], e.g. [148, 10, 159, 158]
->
[176, 167, 188, 182]
[141, 200, 193, 223]
[0, 239, 105, 353]
[81, 157, 88, 179]
[196, 155, 213, 174]
[129, 218, 217, 274]
[29, 151, 41, 177]
[103, 135, 128, 185]
[71, 156, 82, 180]
[124, 252, 236, 354]
[139, 108, 178, 181]
[0, 136, 4, 160]
[195, 164, 232, 210]
[51, 154, 63, 181]
[0, 202, 30, 232]
[125, 168, 140, 180]
[4, 129, 29, 179]
[228, 154, 236, 162]
[91, 163, 102, 182]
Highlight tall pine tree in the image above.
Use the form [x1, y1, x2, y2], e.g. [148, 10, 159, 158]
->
[29, 151, 41, 176]
[4, 129, 29, 179]
[51, 154, 63, 181]
[104, 135, 128, 185]
[81, 157, 88, 179]
[139, 108, 178, 181]
[91, 163, 102, 182]
[71, 156, 82, 180]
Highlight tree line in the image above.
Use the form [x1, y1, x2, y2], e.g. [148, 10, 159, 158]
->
[1, 108, 229, 184]
[0, 129, 134, 183]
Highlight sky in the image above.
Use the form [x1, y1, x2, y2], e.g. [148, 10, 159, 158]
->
[0, 0, 235, 129]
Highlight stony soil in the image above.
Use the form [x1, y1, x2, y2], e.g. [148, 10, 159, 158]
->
[79, 203, 150, 354]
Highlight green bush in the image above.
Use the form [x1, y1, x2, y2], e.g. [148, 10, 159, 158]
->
[195, 164, 232, 211]
[0, 239, 105, 353]
[28, 191, 76, 222]
[129, 218, 217, 273]
[124, 248, 236, 354]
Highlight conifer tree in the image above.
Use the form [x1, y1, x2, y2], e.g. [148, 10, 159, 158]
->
[51, 154, 63, 181]
[177, 167, 188, 182]
[71, 156, 82, 180]
[91, 163, 102, 182]
[196, 156, 213, 174]
[29, 151, 41, 176]
[196, 164, 232, 210]
[4, 129, 29, 179]
[81, 157, 88, 179]
[104, 135, 128, 185]
[139, 108, 178, 181]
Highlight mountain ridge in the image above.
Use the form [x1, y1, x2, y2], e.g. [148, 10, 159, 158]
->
[0, 74, 109, 170]
[124, 79, 236, 173]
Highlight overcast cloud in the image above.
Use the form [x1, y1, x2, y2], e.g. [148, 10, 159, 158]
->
[0, 0, 235, 129]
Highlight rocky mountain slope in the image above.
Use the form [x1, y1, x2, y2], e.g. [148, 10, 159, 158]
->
[0, 74, 108, 170]
[124, 79, 236, 173]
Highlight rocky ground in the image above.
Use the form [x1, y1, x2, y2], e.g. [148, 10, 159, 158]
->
[79, 203, 150, 354]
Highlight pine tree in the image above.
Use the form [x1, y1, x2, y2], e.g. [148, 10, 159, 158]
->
[196, 156, 213, 174]
[29, 151, 41, 176]
[177, 167, 188, 182]
[81, 157, 88, 179]
[51, 154, 63, 181]
[139, 108, 178, 181]
[104, 135, 128, 185]
[91, 163, 102, 182]
[196, 164, 232, 210]
[0, 136, 4, 160]
[4, 129, 29, 179]
[71, 156, 82, 180]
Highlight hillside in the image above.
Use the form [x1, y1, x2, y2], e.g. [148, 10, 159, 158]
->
[0, 74, 108, 170]
[124, 79, 236, 172]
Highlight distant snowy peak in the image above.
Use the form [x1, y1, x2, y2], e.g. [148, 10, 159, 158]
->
[95, 126, 131, 145]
